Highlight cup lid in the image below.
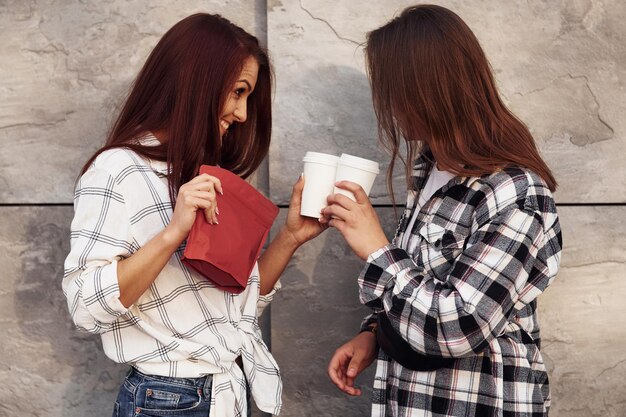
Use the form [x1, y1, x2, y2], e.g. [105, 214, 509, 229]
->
[339, 153, 380, 174]
[302, 152, 340, 166]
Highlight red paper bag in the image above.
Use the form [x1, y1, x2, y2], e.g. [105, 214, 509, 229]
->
[181, 165, 279, 294]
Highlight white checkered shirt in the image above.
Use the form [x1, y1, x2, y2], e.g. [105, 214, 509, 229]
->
[63, 136, 282, 417]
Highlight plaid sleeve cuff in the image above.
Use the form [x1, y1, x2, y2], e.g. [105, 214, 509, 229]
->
[81, 259, 129, 323]
[358, 243, 417, 307]
[359, 312, 379, 332]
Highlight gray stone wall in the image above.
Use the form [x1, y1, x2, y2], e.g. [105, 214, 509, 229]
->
[270, 1, 626, 416]
[1, 1, 624, 416]
[0, 1, 265, 416]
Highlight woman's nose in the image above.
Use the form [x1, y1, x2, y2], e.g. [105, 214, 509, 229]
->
[233, 100, 247, 123]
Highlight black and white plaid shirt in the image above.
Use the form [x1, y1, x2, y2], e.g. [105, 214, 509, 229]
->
[62, 135, 282, 417]
[359, 152, 562, 416]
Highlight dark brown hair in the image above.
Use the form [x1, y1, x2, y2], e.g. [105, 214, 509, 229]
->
[365, 4, 557, 196]
[81, 13, 273, 202]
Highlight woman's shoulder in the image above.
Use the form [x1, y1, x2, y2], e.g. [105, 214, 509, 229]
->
[86, 147, 148, 179]
[466, 167, 556, 223]
[487, 166, 550, 194]
[77, 147, 153, 196]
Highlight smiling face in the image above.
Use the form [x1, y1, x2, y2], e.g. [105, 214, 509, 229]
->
[219, 56, 259, 138]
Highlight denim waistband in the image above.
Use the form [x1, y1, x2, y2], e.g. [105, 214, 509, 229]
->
[127, 366, 214, 396]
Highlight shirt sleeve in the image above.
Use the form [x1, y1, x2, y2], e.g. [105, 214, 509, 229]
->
[359, 312, 379, 333]
[256, 280, 282, 317]
[358, 207, 561, 358]
[62, 168, 134, 334]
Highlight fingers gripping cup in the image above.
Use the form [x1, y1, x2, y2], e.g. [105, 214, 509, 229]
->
[300, 152, 340, 217]
[334, 153, 380, 201]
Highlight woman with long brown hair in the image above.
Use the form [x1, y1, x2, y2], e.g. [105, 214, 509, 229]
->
[63, 13, 324, 417]
[325, 5, 561, 416]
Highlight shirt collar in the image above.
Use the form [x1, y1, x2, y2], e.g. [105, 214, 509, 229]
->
[137, 133, 170, 176]
[411, 146, 480, 190]
[410, 148, 435, 191]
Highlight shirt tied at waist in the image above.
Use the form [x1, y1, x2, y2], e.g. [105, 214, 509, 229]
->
[209, 327, 282, 417]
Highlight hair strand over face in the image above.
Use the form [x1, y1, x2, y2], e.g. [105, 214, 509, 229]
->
[365, 4, 557, 203]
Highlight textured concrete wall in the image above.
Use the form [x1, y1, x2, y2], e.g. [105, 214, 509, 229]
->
[268, 0, 626, 204]
[267, 1, 626, 417]
[539, 207, 626, 417]
[1, 1, 625, 417]
[272, 206, 626, 417]
[0, 207, 124, 416]
[0, 0, 266, 204]
[0, 1, 265, 416]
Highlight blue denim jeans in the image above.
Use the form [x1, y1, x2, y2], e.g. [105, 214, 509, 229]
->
[113, 367, 213, 417]
[113, 367, 252, 417]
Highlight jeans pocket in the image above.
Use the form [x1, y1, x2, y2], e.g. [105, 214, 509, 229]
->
[114, 371, 137, 417]
[135, 379, 208, 416]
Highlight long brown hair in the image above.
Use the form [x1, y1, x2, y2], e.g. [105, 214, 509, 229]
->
[365, 4, 557, 196]
[81, 13, 273, 202]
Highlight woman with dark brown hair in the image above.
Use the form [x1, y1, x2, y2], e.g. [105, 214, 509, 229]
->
[325, 5, 561, 416]
[62, 13, 324, 417]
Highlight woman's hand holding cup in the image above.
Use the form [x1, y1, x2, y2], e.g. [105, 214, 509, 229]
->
[282, 174, 329, 248]
[320, 181, 389, 260]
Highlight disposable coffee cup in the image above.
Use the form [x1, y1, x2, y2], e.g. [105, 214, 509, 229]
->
[300, 152, 340, 217]
[334, 153, 380, 201]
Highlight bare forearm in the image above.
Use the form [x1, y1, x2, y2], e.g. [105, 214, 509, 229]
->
[258, 227, 300, 295]
[117, 226, 184, 307]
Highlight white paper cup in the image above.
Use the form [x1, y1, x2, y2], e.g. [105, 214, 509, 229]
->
[334, 153, 380, 201]
[300, 152, 340, 217]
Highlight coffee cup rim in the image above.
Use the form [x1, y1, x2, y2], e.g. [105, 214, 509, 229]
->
[338, 153, 380, 174]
